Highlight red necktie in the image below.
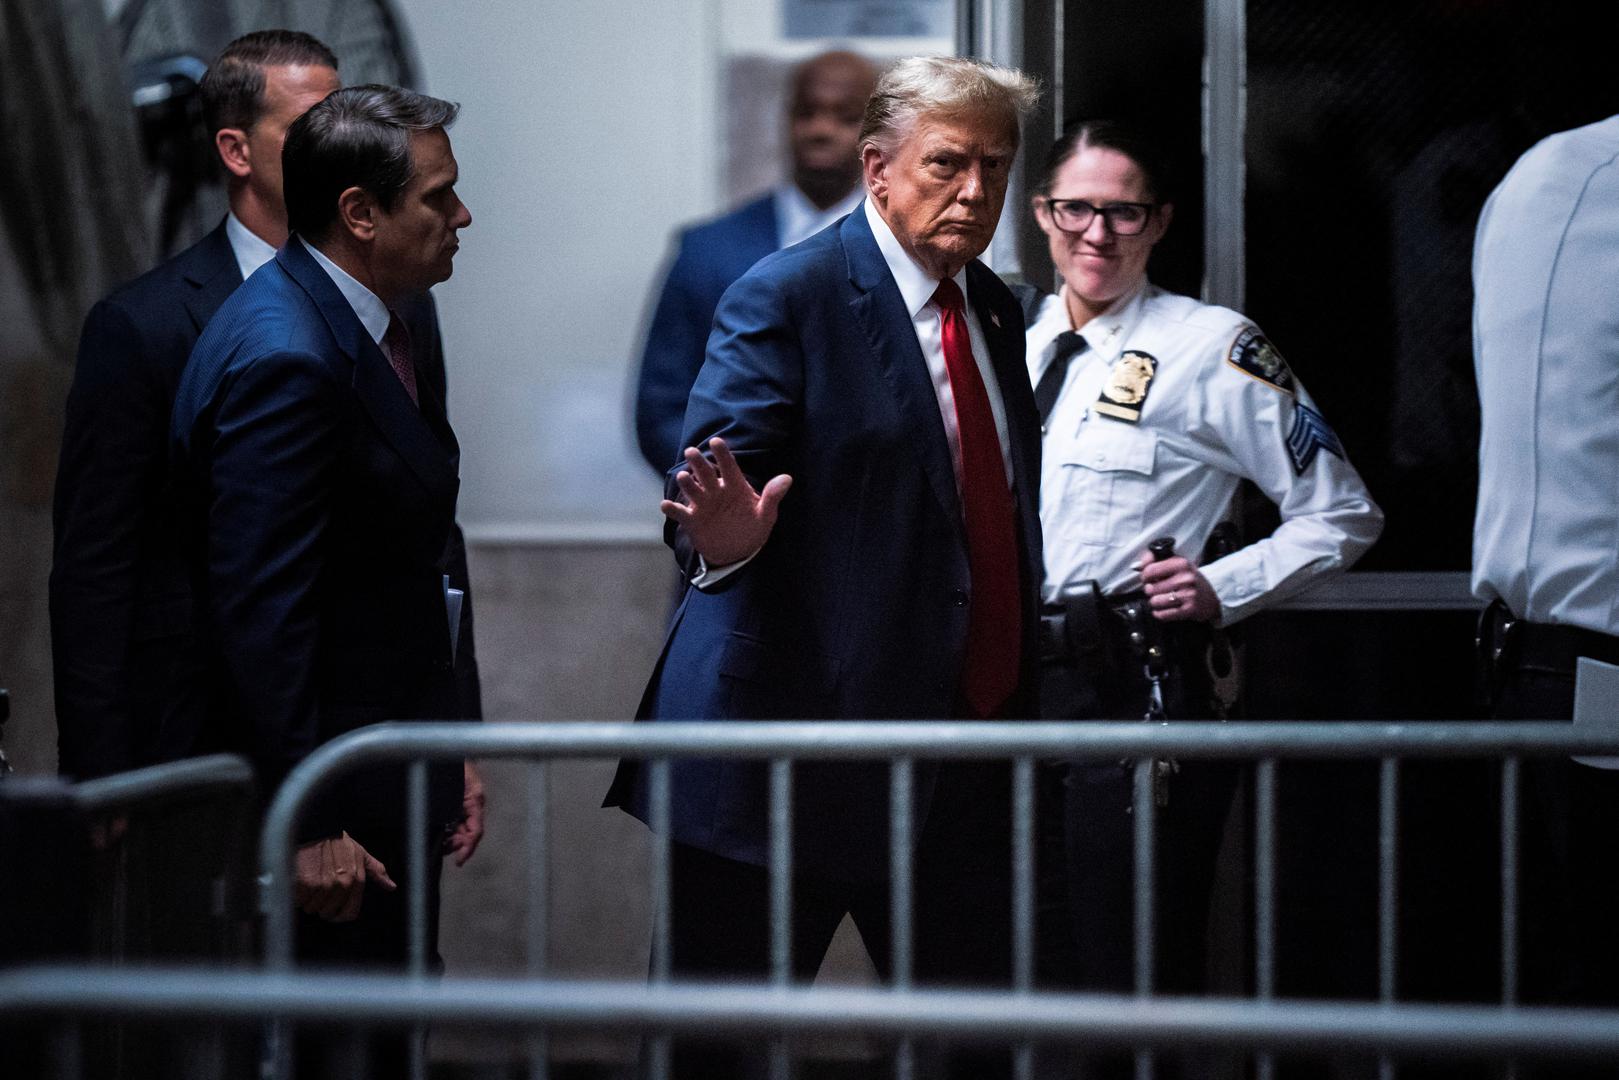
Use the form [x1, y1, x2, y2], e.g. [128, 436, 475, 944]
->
[933, 278, 1021, 718]
[384, 313, 419, 407]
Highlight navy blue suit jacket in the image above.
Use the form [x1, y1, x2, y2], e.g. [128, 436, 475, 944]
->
[52, 223, 482, 782]
[608, 207, 1043, 877]
[51, 224, 239, 779]
[633, 192, 778, 473]
[170, 237, 467, 838]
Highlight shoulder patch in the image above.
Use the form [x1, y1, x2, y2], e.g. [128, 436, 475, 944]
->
[1226, 327, 1296, 394]
[1286, 402, 1346, 474]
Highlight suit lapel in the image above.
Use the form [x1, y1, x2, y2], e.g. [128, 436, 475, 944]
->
[966, 262, 1044, 589]
[841, 210, 963, 530]
[181, 222, 244, 334]
[277, 238, 458, 501]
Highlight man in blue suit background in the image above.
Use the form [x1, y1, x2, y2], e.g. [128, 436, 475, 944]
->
[633, 50, 879, 474]
[609, 56, 1042, 1080]
[52, 30, 341, 781]
[52, 32, 485, 786]
[171, 85, 474, 1076]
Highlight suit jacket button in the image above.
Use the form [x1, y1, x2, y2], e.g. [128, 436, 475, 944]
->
[950, 589, 968, 607]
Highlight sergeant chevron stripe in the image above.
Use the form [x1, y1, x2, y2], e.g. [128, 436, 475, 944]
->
[1286, 402, 1345, 474]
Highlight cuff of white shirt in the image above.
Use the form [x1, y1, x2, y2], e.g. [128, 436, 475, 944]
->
[691, 548, 760, 590]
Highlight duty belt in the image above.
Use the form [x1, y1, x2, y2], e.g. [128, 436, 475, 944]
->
[1038, 584, 1202, 670]
[1478, 598, 1619, 705]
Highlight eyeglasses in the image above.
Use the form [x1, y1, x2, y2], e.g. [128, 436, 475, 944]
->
[1040, 197, 1157, 236]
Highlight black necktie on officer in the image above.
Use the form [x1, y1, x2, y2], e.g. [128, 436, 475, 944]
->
[1035, 330, 1087, 427]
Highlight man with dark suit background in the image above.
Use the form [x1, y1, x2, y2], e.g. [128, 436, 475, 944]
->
[49, 33, 482, 1077]
[52, 30, 341, 780]
[608, 56, 1042, 1080]
[633, 49, 879, 474]
[51, 26, 484, 833]
[170, 84, 473, 1077]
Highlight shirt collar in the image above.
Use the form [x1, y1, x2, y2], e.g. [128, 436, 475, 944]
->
[224, 212, 277, 282]
[776, 182, 863, 249]
[863, 198, 970, 317]
[299, 236, 392, 345]
[1059, 280, 1150, 366]
[1025, 290, 1071, 378]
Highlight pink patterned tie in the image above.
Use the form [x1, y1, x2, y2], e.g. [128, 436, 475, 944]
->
[384, 313, 418, 407]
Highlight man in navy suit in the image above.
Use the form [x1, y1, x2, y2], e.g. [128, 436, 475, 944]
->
[51, 31, 341, 781]
[609, 56, 1042, 1080]
[633, 50, 879, 474]
[51, 33, 486, 791]
[171, 89, 472, 1073]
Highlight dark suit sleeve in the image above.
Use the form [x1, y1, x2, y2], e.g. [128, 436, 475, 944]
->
[635, 234, 714, 475]
[203, 349, 347, 822]
[663, 269, 805, 577]
[49, 298, 165, 778]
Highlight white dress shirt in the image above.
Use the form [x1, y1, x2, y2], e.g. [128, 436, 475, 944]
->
[224, 212, 277, 282]
[1029, 283, 1383, 623]
[1472, 114, 1619, 636]
[863, 198, 1013, 486]
[302, 235, 392, 346]
[774, 182, 864, 250]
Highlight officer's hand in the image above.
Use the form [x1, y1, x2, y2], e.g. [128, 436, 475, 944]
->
[1139, 553, 1219, 623]
[294, 832, 396, 922]
[660, 437, 792, 567]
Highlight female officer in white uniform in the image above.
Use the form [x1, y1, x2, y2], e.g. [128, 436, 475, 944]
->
[1024, 120, 1384, 1018]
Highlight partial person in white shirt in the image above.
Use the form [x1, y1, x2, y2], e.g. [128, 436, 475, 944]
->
[633, 49, 880, 475]
[1018, 120, 1382, 1034]
[1473, 113, 1619, 1038]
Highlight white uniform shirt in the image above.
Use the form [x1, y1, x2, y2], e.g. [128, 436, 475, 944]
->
[1029, 283, 1383, 623]
[1471, 114, 1619, 636]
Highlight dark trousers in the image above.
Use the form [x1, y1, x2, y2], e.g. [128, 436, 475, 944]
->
[294, 825, 445, 1080]
[658, 762, 1014, 1080]
[1493, 660, 1619, 1080]
[1040, 635, 1240, 1080]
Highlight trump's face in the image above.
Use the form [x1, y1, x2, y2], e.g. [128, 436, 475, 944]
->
[864, 109, 1015, 280]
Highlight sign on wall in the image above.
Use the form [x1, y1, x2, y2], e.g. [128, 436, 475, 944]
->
[785, 0, 953, 39]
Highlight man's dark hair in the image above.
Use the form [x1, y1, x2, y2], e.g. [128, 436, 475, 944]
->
[1038, 119, 1175, 204]
[199, 30, 338, 135]
[282, 85, 459, 242]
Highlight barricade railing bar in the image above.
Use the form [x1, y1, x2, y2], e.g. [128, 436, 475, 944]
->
[9, 967, 1619, 1062]
[0, 753, 254, 814]
[251, 719, 1619, 1080]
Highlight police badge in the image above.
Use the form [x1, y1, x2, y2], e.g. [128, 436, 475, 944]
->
[1093, 350, 1158, 423]
[1227, 327, 1296, 394]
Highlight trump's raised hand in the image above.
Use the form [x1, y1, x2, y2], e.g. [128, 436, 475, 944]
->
[660, 437, 792, 567]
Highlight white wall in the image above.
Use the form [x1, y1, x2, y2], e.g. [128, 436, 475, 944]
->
[395, 0, 720, 539]
[394, 0, 951, 539]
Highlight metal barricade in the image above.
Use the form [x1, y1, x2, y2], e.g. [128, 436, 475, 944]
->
[0, 754, 258, 1078]
[9, 966, 1619, 1070]
[242, 719, 1619, 1080]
